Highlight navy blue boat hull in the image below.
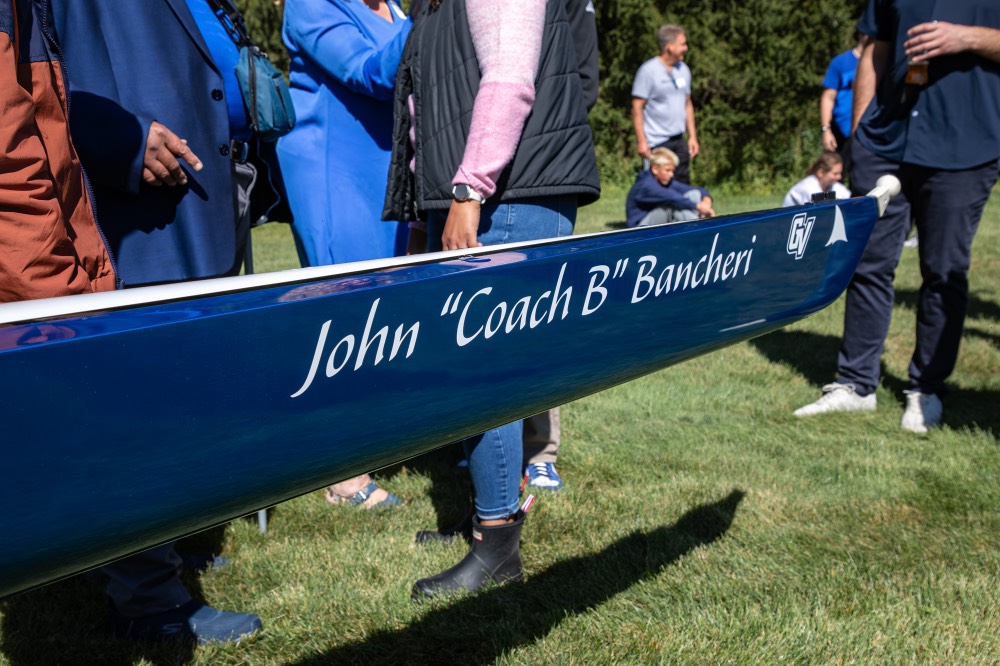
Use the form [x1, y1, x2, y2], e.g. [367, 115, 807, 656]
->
[0, 197, 879, 598]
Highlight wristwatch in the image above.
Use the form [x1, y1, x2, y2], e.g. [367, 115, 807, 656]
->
[452, 183, 485, 204]
[820, 124, 831, 133]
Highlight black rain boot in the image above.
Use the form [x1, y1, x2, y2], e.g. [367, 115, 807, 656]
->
[411, 512, 524, 600]
[415, 508, 475, 545]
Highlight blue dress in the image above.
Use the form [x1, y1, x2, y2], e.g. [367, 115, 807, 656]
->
[278, 0, 411, 267]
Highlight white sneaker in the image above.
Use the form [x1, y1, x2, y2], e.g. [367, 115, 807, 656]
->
[900, 390, 942, 433]
[793, 383, 877, 417]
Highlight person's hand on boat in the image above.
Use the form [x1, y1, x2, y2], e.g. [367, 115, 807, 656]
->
[142, 121, 203, 187]
[442, 200, 483, 251]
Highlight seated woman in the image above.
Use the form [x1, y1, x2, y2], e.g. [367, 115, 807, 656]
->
[782, 150, 850, 207]
[625, 147, 714, 227]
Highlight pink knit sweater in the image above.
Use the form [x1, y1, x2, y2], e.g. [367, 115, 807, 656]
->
[453, 0, 545, 199]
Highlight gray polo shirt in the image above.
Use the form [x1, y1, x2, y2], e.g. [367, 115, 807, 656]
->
[631, 57, 691, 145]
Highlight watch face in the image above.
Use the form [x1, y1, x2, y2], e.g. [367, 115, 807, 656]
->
[452, 184, 482, 203]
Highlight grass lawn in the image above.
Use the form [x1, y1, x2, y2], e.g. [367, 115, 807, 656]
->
[2, 186, 997, 665]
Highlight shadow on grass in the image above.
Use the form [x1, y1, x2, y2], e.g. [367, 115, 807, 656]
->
[751, 329, 999, 437]
[896, 287, 1000, 323]
[748, 329, 843, 388]
[380, 442, 474, 533]
[964, 323, 1000, 348]
[0, 577, 197, 666]
[288, 489, 745, 666]
[0, 529, 229, 666]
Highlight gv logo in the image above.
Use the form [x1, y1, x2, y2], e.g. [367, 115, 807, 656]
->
[787, 213, 815, 260]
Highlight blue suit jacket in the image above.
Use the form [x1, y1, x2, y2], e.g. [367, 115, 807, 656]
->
[51, 0, 246, 285]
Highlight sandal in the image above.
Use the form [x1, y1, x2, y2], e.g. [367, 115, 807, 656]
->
[325, 482, 403, 509]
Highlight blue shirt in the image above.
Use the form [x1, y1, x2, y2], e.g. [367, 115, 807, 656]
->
[185, 0, 250, 140]
[855, 0, 1000, 169]
[625, 170, 710, 228]
[822, 48, 859, 137]
[276, 0, 410, 266]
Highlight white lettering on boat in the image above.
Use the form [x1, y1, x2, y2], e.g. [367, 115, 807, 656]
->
[454, 264, 572, 347]
[582, 258, 628, 316]
[291, 298, 419, 398]
[631, 233, 755, 303]
[292, 231, 759, 396]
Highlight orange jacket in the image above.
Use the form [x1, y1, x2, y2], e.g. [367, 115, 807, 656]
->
[0, 0, 115, 303]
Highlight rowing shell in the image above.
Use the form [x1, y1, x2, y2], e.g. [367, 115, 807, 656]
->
[0, 179, 897, 598]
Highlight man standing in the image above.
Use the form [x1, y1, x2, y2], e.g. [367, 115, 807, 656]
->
[631, 24, 699, 183]
[820, 31, 866, 169]
[49, 0, 276, 287]
[47, 0, 279, 642]
[794, 0, 1000, 433]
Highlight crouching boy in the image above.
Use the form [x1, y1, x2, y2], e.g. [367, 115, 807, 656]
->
[626, 148, 714, 227]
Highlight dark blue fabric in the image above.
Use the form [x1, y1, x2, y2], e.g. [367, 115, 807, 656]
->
[625, 170, 708, 228]
[855, 0, 1000, 169]
[839, 141, 999, 395]
[3, 0, 37, 64]
[50, 0, 246, 285]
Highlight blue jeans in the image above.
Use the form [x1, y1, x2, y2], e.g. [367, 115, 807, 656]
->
[428, 195, 576, 519]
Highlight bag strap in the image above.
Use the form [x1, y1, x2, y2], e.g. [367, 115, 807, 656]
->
[203, 0, 255, 49]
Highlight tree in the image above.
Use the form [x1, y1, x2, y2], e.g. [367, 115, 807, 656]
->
[595, 0, 866, 189]
[236, 0, 866, 190]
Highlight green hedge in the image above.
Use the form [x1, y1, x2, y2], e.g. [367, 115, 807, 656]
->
[594, 0, 866, 190]
[238, 0, 865, 191]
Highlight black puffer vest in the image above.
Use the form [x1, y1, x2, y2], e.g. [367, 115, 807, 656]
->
[382, 0, 601, 222]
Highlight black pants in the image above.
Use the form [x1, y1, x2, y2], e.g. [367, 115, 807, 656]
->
[836, 141, 999, 396]
[652, 134, 691, 184]
[831, 124, 852, 182]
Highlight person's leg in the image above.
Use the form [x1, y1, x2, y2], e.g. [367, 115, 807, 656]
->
[833, 125, 852, 178]
[104, 544, 191, 618]
[665, 190, 702, 223]
[638, 207, 671, 226]
[481, 198, 573, 491]
[326, 473, 403, 509]
[664, 135, 691, 184]
[835, 143, 910, 396]
[523, 408, 563, 491]
[416, 197, 575, 598]
[230, 160, 257, 276]
[464, 423, 525, 521]
[900, 159, 999, 431]
[523, 408, 560, 465]
[795, 142, 909, 417]
[103, 543, 262, 644]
